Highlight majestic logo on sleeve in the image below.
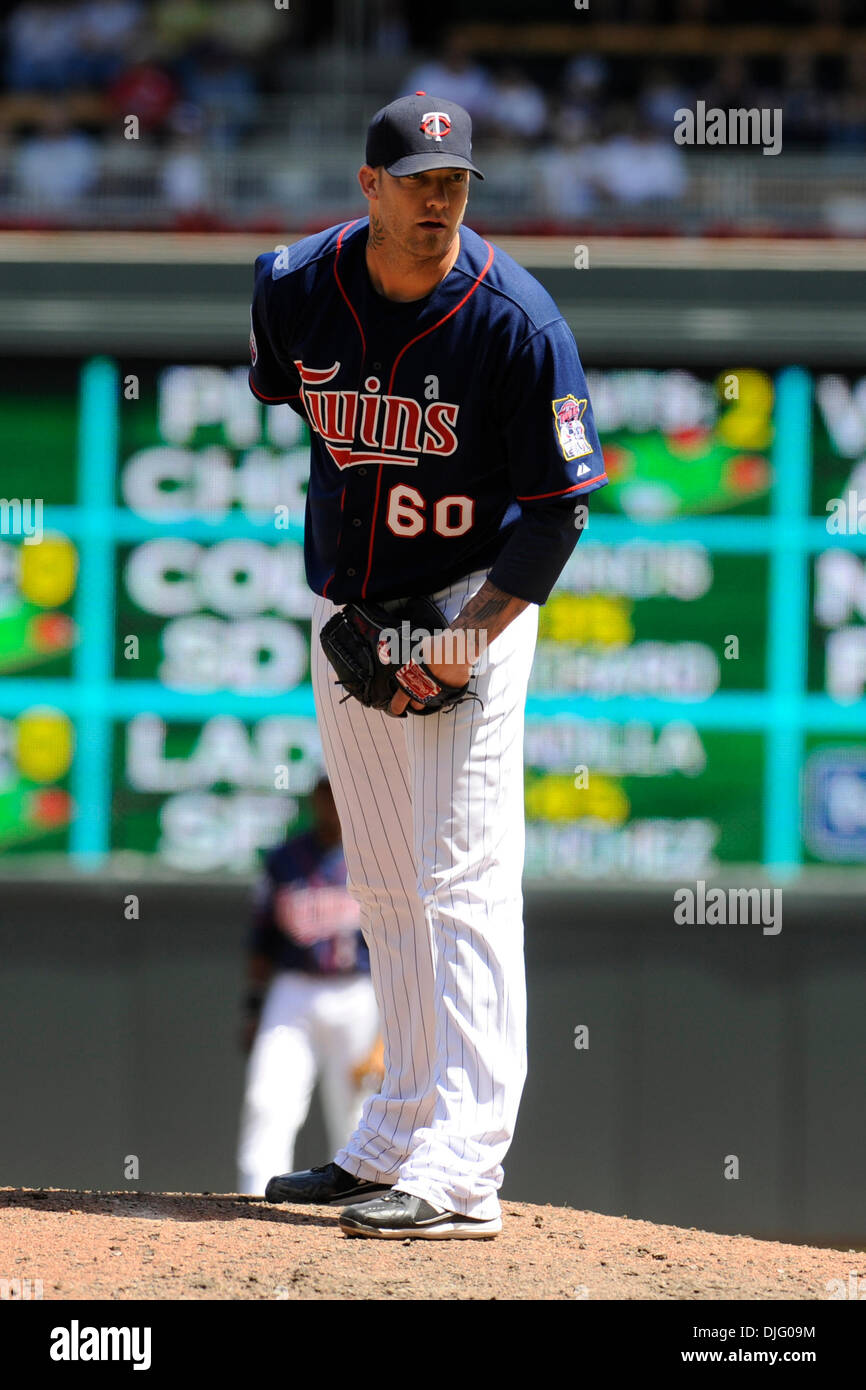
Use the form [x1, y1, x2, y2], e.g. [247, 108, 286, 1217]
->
[420, 112, 452, 142]
[552, 395, 593, 461]
[295, 360, 459, 468]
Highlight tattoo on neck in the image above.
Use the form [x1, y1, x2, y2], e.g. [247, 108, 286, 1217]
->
[368, 215, 385, 249]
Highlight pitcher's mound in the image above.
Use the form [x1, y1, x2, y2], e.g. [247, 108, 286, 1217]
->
[0, 1189, 859, 1300]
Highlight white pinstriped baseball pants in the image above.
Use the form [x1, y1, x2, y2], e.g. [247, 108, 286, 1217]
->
[311, 568, 539, 1220]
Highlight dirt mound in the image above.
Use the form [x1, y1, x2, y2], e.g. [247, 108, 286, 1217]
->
[0, 1189, 860, 1301]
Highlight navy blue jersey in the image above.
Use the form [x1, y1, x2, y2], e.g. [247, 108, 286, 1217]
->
[248, 830, 370, 977]
[248, 219, 608, 606]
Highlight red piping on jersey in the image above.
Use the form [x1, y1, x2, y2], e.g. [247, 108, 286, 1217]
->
[333, 220, 367, 358]
[248, 369, 300, 405]
[385, 239, 495, 394]
[361, 239, 496, 599]
[516, 470, 608, 502]
[321, 488, 346, 599]
[322, 222, 366, 603]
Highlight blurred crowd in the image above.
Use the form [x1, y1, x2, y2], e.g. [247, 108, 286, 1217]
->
[0, 0, 864, 223]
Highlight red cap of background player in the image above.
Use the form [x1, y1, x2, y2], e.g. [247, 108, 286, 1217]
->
[365, 92, 485, 180]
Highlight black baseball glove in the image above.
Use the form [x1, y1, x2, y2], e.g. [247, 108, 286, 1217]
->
[319, 596, 482, 717]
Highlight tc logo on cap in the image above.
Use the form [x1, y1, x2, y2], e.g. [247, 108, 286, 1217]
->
[420, 111, 451, 142]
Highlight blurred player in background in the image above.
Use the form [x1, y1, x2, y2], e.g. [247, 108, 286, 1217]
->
[236, 776, 383, 1196]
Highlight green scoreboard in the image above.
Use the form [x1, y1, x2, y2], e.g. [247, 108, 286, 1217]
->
[1, 356, 864, 877]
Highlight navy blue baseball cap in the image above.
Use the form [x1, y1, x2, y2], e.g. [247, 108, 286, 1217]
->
[365, 92, 485, 180]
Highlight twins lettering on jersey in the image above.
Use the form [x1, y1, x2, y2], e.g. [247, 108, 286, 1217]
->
[295, 360, 459, 470]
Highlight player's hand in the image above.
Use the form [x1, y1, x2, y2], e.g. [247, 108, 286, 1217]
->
[350, 1036, 385, 1089]
[387, 633, 474, 717]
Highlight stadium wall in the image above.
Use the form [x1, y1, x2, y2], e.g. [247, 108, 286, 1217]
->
[1, 879, 864, 1248]
[0, 234, 864, 362]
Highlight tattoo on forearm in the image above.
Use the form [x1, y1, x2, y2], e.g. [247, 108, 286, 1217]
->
[458, 594, 509, 626]
[368, 215, 385, 249]
[452, 581, 529, 643]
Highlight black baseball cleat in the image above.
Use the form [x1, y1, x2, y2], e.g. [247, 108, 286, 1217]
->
[339, 1189, 502, 1239]
[264, 1162, 392, 1206]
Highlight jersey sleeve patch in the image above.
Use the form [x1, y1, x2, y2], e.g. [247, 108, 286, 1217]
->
[552, 395, 593, 461]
